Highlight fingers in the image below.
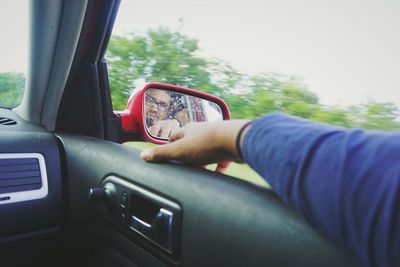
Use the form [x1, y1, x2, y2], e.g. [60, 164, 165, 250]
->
[169, 129, 184, 142]
[149, 120, 181, 139]
[215, 161, 231, 173]
[161, 121, 180, 138]
[159, 125, 171, 139]
[141, 142, 179, 162]
[158, 122, 173, 139]
[149, 123, 162, 138]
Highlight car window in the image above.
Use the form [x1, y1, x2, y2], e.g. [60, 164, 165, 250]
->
[0, 1, 28, 108]
[105, 0, 400, 185]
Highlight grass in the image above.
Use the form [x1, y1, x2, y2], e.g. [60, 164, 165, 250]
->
[125, 141, 269, 187]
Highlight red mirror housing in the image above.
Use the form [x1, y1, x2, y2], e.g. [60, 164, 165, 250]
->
[116, 83, 231, 144]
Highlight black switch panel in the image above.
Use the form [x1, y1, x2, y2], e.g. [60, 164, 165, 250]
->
[100, 176, 181, 260]
[121, 192, 128, 205]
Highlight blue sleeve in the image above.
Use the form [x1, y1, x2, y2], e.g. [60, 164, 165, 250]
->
[242, 113, 400, 267]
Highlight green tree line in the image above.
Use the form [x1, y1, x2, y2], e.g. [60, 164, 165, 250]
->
[106, 27, 400, 130]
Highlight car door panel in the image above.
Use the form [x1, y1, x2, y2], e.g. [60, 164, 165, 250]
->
[64, 225, 168, 267]
[57, 133, 357, 267]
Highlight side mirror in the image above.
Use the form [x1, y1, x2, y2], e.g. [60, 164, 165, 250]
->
[116, 83, 231, 144]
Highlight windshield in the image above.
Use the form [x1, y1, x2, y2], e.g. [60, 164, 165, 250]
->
[0, 1, 28, 108]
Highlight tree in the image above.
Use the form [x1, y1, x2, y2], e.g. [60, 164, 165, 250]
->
[310, 107, 353, 128]
[106, 27, 213, 110]
[357, 102, 400, 130]
[0, 72, 25, 107]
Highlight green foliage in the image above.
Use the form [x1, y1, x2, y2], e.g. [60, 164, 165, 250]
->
[310, 108, 353, 128]
[106, 28, 400, 131]
[106, 27, 212, 110]
[0, 72, 25, 108]
[354, 102, 400, 130]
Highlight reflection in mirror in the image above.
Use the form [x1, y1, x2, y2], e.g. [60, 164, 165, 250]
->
[144, 88, 223, 140]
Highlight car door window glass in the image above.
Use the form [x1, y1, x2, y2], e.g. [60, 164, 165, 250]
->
[105, 0, 400, 185]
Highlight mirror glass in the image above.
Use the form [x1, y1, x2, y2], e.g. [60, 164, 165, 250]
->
[144, 88, 223, 139]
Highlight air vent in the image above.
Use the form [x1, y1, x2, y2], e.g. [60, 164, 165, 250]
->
[0, 158, 42, 194]
[0, 153, 48, 205]
[0, 117, 17, 125]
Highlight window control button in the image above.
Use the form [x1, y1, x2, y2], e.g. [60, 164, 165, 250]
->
[121, 194, 128, 204]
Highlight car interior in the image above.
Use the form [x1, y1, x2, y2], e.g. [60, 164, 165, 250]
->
[0, 1, 359, 266]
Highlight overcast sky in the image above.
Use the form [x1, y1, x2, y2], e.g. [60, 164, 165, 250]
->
[0, 1, 28, 74]
[1, 0, 399, 107]
[113, 0, 400, 107]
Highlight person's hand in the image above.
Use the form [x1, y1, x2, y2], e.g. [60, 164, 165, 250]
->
[174, 108, 190, 126]
[148, 119, 180, 139]
[141, 120, 251, 172]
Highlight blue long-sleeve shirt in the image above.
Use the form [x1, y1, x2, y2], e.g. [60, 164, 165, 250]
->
[242, 113, 400, 267]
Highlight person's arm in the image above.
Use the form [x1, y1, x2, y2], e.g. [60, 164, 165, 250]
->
[141, 113, 400, 267]
[242, 113, 400, 267]
[141, 120, 250, 164]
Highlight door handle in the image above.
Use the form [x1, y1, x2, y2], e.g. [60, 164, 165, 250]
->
[130, 207, 175, 252]
[98, 176, 181, 257]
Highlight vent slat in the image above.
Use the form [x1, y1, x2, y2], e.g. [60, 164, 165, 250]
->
[0, 170, 41, 180]
[0, 164, 39, 173]
[0, 158, 38, 166]
[0, 183, 42, 194]
[0, 117, 17, 125]
[0, 177, 41, 187]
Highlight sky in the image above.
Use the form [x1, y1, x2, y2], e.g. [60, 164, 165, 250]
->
[0, 1, 28, 74]
[1, 0, 399, 108]
[112, 0, 400, 107]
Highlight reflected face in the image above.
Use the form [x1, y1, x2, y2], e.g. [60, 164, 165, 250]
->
[144, 89, 171, 126]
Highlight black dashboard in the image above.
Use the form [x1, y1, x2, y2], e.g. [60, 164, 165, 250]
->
[0, 108, 62, 266]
